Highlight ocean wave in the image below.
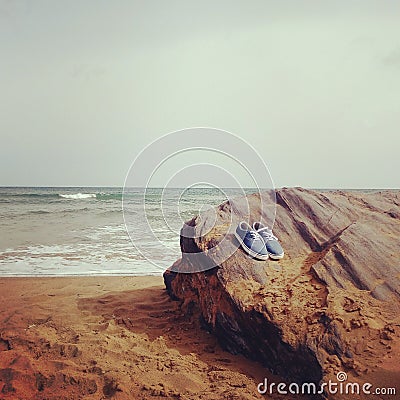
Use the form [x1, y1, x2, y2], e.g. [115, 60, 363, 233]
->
[59, 193, 125, 200]
[27, 210, 51, 215]
[95, 193, 124, 200]
[0, 191, 166, 202]
[0, 192, 124, 200]
[23, 207, 91, 215]
[59, 193, 96, 199]
[1, 193, 60, 198]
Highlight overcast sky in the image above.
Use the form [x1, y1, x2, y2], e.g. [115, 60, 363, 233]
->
[1, 1, 399, 188]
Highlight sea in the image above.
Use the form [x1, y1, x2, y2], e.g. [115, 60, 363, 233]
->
[0, 187, 256, 276]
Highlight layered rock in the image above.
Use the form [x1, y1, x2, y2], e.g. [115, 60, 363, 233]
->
[164, 188, 400, 389]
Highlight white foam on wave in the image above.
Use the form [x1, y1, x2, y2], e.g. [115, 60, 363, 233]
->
[0, 242, 165, 276]
[59, 193, 97, 199]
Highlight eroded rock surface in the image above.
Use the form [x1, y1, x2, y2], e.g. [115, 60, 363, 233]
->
[164, 188, 400, 390]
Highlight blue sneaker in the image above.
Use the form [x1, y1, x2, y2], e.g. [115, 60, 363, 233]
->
[253, 222, 284, 260]
[235, 221, 269, 260]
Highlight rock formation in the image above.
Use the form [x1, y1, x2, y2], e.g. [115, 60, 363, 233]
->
[164, 188, 400, 393]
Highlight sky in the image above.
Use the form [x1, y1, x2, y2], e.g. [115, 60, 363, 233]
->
[0, 0, 399, 188]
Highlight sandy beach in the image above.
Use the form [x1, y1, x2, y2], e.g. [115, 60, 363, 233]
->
[2, 0, 399, 397]
[0, 189, 399, 400]
[0, 276, 301, 400]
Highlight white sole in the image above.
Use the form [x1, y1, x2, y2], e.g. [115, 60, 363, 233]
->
[268, 252, 284, 260]
[234, 232, 269, 261]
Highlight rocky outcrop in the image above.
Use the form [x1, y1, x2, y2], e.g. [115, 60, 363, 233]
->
[164, 188, 400, 388]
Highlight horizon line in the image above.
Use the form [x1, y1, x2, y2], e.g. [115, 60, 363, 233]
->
[0, 185, 399, 190]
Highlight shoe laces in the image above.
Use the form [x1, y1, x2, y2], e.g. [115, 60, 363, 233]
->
[248, 231, 262, 241]
[257, 226, 278, 241]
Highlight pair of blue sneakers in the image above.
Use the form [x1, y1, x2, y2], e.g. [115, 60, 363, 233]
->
[235, 221, 284, 260]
